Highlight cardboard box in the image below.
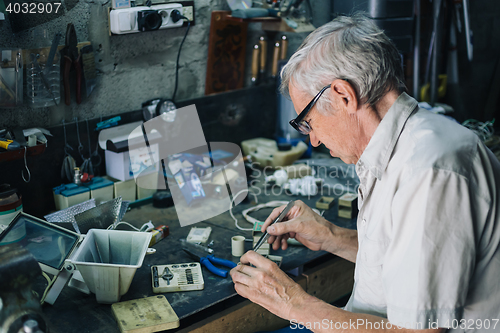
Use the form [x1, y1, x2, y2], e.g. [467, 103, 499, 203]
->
[105, 143, 159, 181]
[99, 121, 160, 182]
[103, 176, 136, 202]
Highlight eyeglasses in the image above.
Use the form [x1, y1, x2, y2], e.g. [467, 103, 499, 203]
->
[289, 84, 331, 135]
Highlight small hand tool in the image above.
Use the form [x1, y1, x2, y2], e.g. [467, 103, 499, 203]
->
[253, 200, 294, 252]
[271, 41, 280, 78]
[183, 248, 236, 278]
[44, 32, 62, 76]
[259, 36, 267, 78]
[279, 35, 288, 61]
[251, 44, 259, 85]
[61, 23, 82, 105]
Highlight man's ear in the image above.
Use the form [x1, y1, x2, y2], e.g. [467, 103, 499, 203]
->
[329, 79, 358, 114]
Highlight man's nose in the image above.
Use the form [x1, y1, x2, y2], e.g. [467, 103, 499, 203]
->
[309, 131, 321, 147]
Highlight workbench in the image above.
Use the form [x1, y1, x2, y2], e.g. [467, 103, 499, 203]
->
[41, 186, 356, 333]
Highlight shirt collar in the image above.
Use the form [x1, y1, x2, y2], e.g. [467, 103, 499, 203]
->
[356, 92, 418, 179]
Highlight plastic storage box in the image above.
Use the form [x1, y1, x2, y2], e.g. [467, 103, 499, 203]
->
[83, 177, 114, 205]
[53, 184, 90, 210]
[70, 229, 152, 304]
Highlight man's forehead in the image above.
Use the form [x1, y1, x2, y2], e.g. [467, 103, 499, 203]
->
[288, 81, 309, 101]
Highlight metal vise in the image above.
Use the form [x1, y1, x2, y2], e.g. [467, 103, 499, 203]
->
[0, 243, 47, 333]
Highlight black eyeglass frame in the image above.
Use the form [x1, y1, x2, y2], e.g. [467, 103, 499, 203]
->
[289, 84, 331, 135]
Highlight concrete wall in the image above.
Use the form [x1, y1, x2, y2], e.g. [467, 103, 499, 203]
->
[0, 0, 313, 129]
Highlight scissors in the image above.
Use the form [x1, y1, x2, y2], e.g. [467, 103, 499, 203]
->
[183, 248, 236, 278]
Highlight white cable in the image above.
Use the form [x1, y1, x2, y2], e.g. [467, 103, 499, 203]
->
[229, 189, 258, 231]
[107, 221, 140, 231]
[242, 200, 290, 225]
[40, 271, 56, 305]
[230, 189, 259, 231]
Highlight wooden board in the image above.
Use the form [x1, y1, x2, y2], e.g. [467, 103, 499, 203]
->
[205, 11, 248, 95]
[112, 295, 180, 333]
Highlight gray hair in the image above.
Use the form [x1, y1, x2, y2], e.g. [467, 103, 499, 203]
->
[280, 13, 405, 112]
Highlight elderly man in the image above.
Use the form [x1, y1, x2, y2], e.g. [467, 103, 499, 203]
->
[230, 14, 500, 333]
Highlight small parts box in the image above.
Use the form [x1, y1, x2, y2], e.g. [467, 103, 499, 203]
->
[338, 193, 358, 219]
[315, 196, 335, 210]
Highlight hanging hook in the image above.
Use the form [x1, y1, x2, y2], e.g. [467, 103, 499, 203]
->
[86, 119, 92, 158]
[63, 119, 72, 156]
[22, 146, 31, 183]
[74, 117, 85, 160]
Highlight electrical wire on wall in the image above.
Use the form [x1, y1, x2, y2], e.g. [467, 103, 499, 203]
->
[170, 10, 191, 103]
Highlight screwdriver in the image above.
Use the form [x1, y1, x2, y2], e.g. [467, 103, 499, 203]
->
[253, 200, 294, 252]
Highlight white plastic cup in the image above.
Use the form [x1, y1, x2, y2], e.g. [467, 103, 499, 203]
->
[231, 235, 245, 257]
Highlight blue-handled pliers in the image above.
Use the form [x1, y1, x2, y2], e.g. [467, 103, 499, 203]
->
[183, 249, 236, 278]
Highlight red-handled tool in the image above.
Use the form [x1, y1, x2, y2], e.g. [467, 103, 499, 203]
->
[61, 23, 82, 105]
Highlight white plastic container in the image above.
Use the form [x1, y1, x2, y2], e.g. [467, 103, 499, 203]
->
[70, 229, 152, 304]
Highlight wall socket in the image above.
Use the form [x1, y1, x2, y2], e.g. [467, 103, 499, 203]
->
[178, 0, 195, 26]
[182, 6, 194, 22]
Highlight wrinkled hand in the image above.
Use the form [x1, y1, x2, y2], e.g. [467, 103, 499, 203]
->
[263, 200, 334, 252]
[230, 251, 308, 320]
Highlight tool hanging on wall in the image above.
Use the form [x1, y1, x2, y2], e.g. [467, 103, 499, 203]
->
[259, 35, 267, 78]
[271, 35, 288, 78]
[271, 41, 281, 78]
[61, 23, 82, 105]
[251, 35, 288, 84]
[251, 44, 260, 85]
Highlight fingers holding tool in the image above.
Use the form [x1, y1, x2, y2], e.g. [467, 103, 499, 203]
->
[254, 200, 294, 252]
[263, 200, 333, 252]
